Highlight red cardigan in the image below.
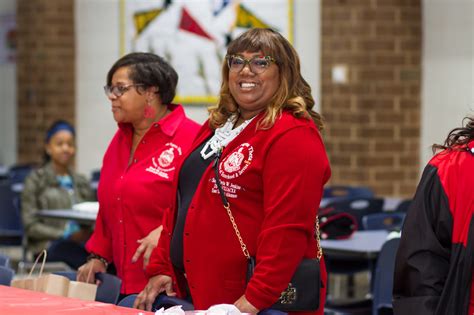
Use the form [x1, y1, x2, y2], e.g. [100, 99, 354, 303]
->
[86, 104, 200, 294]
[147, 111, 331, 314]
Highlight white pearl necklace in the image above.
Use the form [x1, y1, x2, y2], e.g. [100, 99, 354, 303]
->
[200, 115, 255, 160]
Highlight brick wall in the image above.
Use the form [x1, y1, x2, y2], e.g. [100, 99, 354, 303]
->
[16, 0, 75, 164]
[321, 0, 421, 197]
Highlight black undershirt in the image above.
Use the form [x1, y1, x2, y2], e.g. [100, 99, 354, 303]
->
[170, 138, 214, 273]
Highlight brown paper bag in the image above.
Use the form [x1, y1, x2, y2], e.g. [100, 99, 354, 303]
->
[36, 273, 70, 297]
[11, 277, 37, 290]
[11, 249, 49, 291]
[67, 280, 97, 301]
[11, 249, 97, 301]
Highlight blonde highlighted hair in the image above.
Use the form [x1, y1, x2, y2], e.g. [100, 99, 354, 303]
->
[208, 28, 323, 130]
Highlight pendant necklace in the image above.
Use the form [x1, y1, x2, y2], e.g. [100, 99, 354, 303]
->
[200, 114, 255, 160]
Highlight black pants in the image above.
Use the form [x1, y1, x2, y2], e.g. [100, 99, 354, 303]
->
[45, 239, 88, 270]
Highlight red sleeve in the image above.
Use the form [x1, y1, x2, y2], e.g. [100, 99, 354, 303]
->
[145, 205, 174, 278]
[85, 205, 113, 261]
[245, 125, 330, 310]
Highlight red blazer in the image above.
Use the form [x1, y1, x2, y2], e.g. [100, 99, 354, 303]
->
[86, 104, 200, 294]
[147, 111, 331, 314]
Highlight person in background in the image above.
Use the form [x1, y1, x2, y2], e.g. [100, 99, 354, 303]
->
[135, 28, 330, 314]
[393, 116, 474, 314]
[76, 52, 200, 298]
[21, 120, 95, 269]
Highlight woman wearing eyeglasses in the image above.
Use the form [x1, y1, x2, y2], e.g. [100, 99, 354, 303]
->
[135, 29, 330, 314]
[76, 53, 200, 297]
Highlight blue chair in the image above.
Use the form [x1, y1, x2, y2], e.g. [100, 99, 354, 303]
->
[362, 212, 405, 231]
[117, 294, 137, 308]
[323, 186, 374, 199]
[90, 169, 100, 200]
[8, 164, 34, 184]
[91, 169, 101, 182]
[53, 271, 122, 304]
[394, 199, 412, 213]
[372, 237, 400, 315]
[8, 164, 35, 193]
[322, 186, 374, 207]
[324, 197, 385, 230]
[0, 253, 11, 268]
[0, 265, 15, 286]
[0, 181, 23, 246]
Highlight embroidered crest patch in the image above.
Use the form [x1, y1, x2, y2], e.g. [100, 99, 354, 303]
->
[146, 143, 182, 179]
[219, 143, 254, 179]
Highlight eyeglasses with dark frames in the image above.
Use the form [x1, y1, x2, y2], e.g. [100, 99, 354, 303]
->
[103, 84, 145, 98]
[226, 55, 277, 74]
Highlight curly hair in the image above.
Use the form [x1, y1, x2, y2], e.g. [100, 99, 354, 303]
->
[208, 28, 323, 130]
[432, 116, 474, 153]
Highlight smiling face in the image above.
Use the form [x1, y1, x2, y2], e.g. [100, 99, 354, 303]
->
[45, 130, 75, 169]
[108, 66, 148, 124]
[228, 51, 280, 120]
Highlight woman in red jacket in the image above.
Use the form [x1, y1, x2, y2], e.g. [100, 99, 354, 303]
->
[135, 29, 331, 314]
[76, 52, 200, 296]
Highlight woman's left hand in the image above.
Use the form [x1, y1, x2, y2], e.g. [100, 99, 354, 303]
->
[132, 225, 163, 269]
[234, 294, 259, 314]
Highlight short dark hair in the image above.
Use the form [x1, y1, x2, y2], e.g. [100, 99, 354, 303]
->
[106, 52, 178, 104]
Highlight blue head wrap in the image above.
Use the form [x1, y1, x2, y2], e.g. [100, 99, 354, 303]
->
[45, 121, 75, 143]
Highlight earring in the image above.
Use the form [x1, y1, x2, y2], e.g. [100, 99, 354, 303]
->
[144, 100, 156, 118]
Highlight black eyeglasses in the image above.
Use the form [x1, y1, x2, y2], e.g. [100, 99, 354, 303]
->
[226, 55, 277, 74]
[103, 84, 145, 98]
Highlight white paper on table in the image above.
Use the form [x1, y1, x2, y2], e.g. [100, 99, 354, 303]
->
[207, 304, 242, 315]
[155, 305, 185, 315]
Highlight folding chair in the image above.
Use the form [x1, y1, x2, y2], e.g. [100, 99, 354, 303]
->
[322, 186, 374, 207]
[0, 181, 24, 247]
[362, 213, 405, 231]
[394, 200, 412, 213]
[0, 253, 11, 268]
[53, 271, 122, 304]
[0, 265, 15, 286]
[372, 237, 400, 315]
[8, 164, 34, 193]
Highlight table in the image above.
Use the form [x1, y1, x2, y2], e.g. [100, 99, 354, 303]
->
[321, 230, 390, 260]
[321, 230, 392, 299]
[37, 209, 97, 224]
[0, 285, 153, 314]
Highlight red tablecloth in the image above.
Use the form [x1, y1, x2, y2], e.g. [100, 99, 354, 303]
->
[0, 285, 154, 315]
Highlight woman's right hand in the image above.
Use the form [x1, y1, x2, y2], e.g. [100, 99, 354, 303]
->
[76, 258, 107, 284]
[133, 275, 176, 311]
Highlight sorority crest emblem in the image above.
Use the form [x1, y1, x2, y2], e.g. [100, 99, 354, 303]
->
[219, 143, 254, 179]
[146, 142, 182, 179]
[158, 148, 175, 168]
